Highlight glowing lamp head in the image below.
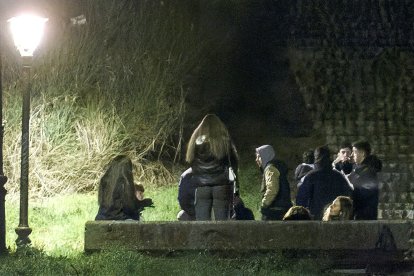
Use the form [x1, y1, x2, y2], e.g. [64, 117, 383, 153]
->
[8, 14, 48, 57]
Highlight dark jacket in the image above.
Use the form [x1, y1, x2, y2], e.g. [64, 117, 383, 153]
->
[177, 168, 196, 218]
[191, 141, 238, 187]
[295, 163, 314, 187]
[256, 145, 292, 212]
[95, 155, 141, 221]
[295, 163, 314, 180]
[95, 178, 141, 221]
[261, 160, 293, 209]
[232, 196, 255, 220]
[335, 161, 354, 175]
[296, 163, 353, 220]
[348, 155, 382, 220]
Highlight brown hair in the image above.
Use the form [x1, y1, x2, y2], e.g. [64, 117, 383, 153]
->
[134, 183, 145, 193]
[336, 196, 353, 220]
[283, 206, 312, 221]
[185, 114, 232, 163]
[97, 155, 137, 212]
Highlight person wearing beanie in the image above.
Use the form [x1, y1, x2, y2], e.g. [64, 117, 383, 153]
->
[255, 145, 292, 220]
[296, 145, 353, 220]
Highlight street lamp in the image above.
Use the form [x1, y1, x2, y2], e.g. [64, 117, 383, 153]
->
[0, 23, 9, 254]
[8, 14, 48, 247]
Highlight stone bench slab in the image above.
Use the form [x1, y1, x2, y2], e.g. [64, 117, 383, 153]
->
[85, 220, 412, 252]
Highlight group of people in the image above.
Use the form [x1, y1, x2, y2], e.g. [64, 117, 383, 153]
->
[295, 141, 382, 221]
[94, 113, 382, 222]
[178, 114, 383, 222]
[177, 114, 296, 221]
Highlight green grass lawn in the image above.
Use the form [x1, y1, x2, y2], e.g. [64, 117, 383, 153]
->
[2, 185, 329, 275]
[5, 188, 184, 256]
[1, 163, 331, 275]
[5, 180, 262, 256]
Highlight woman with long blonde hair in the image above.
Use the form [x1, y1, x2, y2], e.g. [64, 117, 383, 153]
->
[186, 114, 238, 220]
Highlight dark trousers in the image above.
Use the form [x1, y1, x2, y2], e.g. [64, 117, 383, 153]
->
[195, 185, 232, 220]
[261, 207, 290, 221]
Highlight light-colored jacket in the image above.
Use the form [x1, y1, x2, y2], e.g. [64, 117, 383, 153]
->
[261, 164, 280, 208]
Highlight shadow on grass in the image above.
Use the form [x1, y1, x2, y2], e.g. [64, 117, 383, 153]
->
[1, 246, 330, 275]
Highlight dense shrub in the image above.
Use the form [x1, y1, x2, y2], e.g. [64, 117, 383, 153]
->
[2, 0, 204, 197]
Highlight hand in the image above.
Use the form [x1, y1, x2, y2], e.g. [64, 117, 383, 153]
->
[140, 198, 154, 208]
[333, 154, 342, 164]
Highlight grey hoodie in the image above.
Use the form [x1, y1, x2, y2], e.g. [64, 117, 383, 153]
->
[256, 145, 292, 216]
[256, 145, 275, 170]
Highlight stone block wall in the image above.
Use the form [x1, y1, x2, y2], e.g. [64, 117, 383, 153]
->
[287, 1, 414, 219]
[291, 50, 414, 219]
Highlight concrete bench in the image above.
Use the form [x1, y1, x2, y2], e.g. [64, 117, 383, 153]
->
[85, 220, 413, 267]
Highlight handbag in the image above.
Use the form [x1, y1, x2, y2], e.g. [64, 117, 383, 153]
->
[227, 146, 239, 195]
[228, 166, 236, 181]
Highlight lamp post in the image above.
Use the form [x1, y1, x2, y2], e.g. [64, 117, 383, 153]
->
[8, 14, 47, 247]
[0, 22, 9, 254]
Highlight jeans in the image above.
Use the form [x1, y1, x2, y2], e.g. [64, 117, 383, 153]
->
[195, 185, 232, 220]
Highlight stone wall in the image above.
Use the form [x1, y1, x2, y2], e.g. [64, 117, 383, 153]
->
[194, 0, 414, 219]
[287, 1, 414, 219]
[85, 220, 412, 251]
[84, 220, 413, 267]
[291, 49, 414, 219]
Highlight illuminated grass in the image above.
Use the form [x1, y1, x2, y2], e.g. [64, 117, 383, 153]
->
[3, 182, 328, 275]
[2, 0, 206, 198]
[6, 193, 96, 255]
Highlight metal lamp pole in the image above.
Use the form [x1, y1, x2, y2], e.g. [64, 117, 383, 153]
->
[8, 14, 48, 248]
[15, 56, 32, 247]
[0, 25, 9, 254]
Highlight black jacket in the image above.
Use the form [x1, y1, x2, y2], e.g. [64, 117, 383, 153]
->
[348, 155, 382, 220]
[95, 180, 140, 221]
[178, 168, 196, 217]
[296, 163, 353, 220]
[191, 142, 238, 187]
[335, 161, 354, 175]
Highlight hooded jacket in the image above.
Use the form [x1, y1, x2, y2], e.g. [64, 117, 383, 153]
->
[256, 145, 292, 210]
[348, 154, 382, 220]
[296, 146, 353, 220]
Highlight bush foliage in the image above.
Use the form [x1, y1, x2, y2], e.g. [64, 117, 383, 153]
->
[2, 0, 204, 197]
